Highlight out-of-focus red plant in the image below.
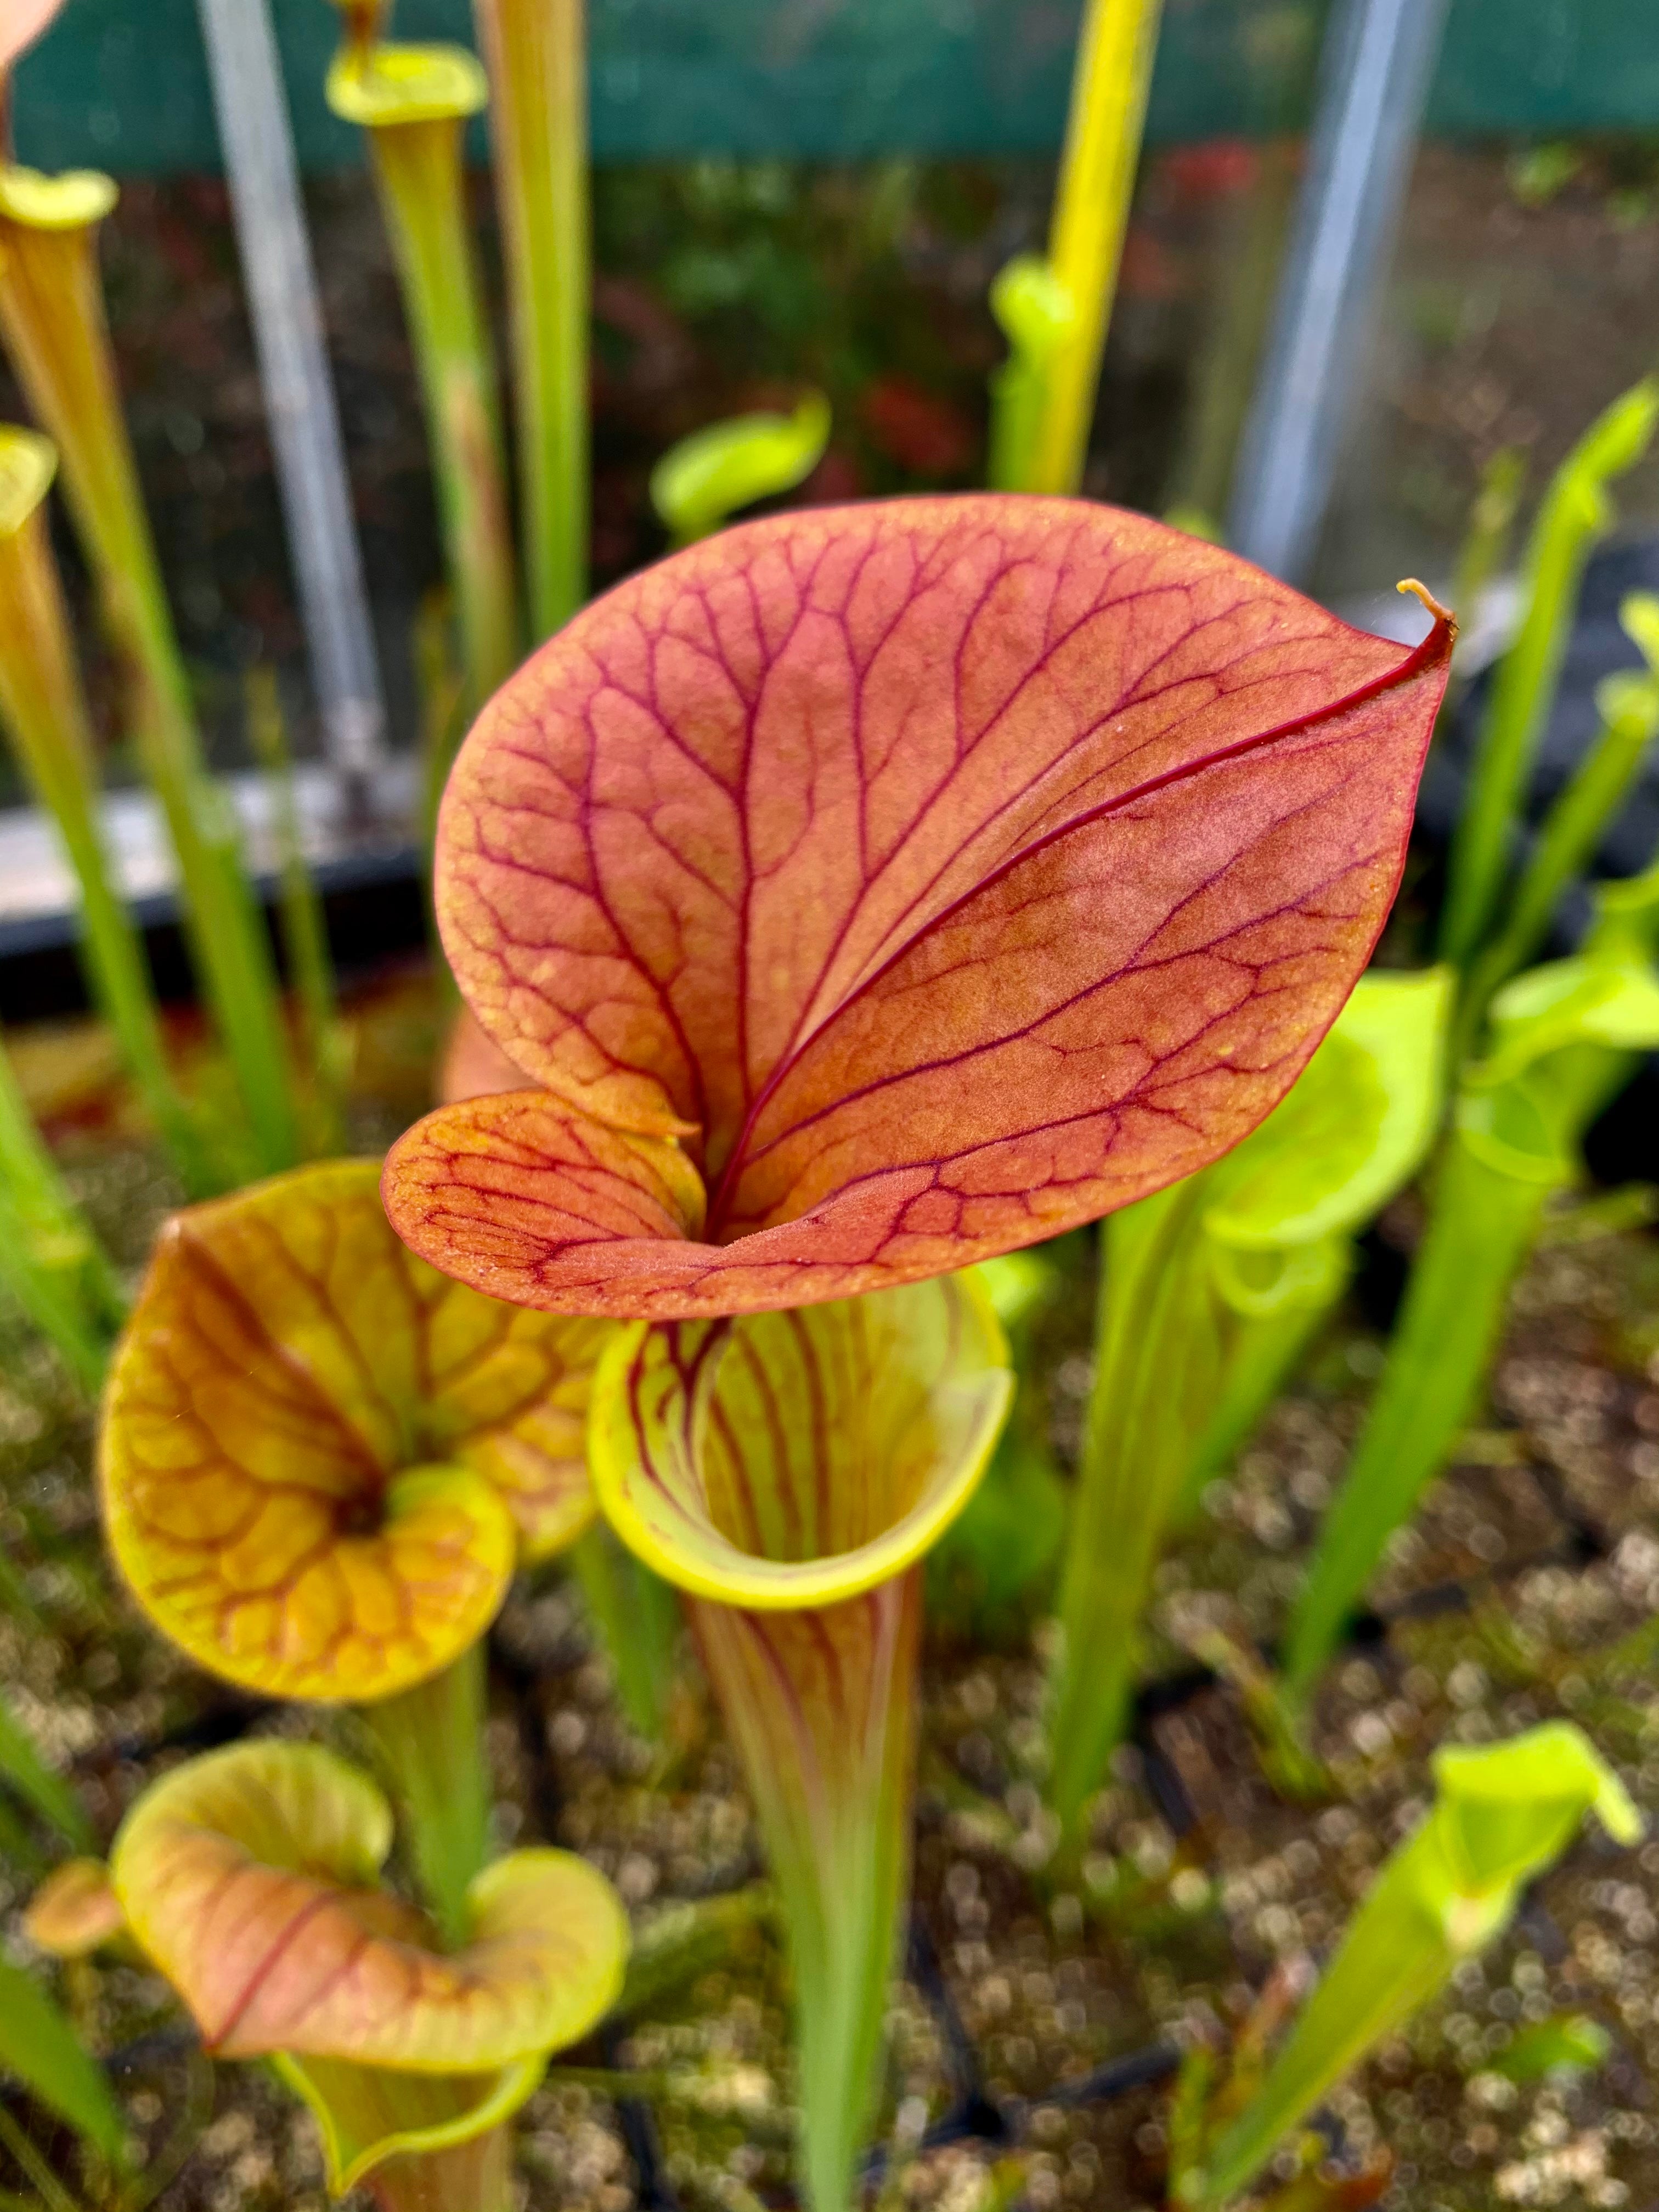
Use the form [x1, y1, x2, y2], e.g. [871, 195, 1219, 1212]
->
[859, 376, 978, 477]
[1162, 139, 1260, 201]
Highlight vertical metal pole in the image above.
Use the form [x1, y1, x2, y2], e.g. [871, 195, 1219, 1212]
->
[196, 0, 387, 792]
[1225, 0, 1451, 583]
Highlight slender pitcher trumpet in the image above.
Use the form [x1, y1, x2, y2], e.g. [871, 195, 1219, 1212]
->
[1285, 916, 1659, 1701]
[590, 1276, 1011, 2212]
[0, 161, 299, 1170]
[0, 424, 205, 1186]
[1180, 1724, 1641, 2209]
[471, 0, 587, 637]
[987, 0, 1165, 494]
[327, 37, 519, 721]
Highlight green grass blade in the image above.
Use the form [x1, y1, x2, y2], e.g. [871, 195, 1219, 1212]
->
[0, 1198, 111, 1399]
[1440, 376, 1659, 968]
[0, 1028, 123, 1394]
[173, 790, 302, 1177]
[0, 1955, 127, 2166]
[0, 1688, 92, 1852]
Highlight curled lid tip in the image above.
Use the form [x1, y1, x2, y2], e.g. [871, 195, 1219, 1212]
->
[1397, 577, 1457, 637]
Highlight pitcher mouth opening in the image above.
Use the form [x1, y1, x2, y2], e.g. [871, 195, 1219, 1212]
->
[586, 1278, 1012, 1615]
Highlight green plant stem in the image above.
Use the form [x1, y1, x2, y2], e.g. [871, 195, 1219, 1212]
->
[245, 667, 348, 1155]
[0, 439, 207, 1190]
[336, 57, 518, 715]
[362, 1641, 490, 1951]
[1173, 1240, 1353, 1527]
[0, 1025, 124, 1395]
[0, 183, 301, 1172]
[1281, 1124, 1559, 1705]
[1024, 0, 1164, 495]
[1165, 138, 1300, 527]
[571, 1521, 679, 1743]
[0, 2101, 86, 2212]
[1439, 377, 1659, 969]
[1048, 1182, 1223, 1842]
[690, 1577, 920, 2212]
[375, 120, 517, 705]
[1457, 678, 1659, 1052]
[0, 1954, 127, 2176]
[1184, 1848, 1460, 2210]
[1449, 446, 1527, 641]
[472, 0, 587, 638]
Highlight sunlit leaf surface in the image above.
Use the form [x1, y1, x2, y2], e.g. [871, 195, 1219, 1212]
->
[385, 496, 1451, 1317]
[0, 1953, 127, 2161]
[101, 1160, 612, 1700]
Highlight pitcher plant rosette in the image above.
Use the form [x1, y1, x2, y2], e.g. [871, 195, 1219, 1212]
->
[377, 493, 1453, 2199]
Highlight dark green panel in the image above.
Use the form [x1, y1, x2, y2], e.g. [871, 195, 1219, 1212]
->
[9, 0, 1659, 176]
[1430, 0, 1659, 134]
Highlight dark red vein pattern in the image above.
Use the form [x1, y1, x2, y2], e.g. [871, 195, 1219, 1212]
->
[100, 1162, 612, 1700]
[585, 1278, 999, 2212]
[112, 1742, 627, 2069]
[385, 495, 1452, 1318]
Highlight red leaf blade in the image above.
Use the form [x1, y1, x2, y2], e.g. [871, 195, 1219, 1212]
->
[391, 497, 1451, 1317]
